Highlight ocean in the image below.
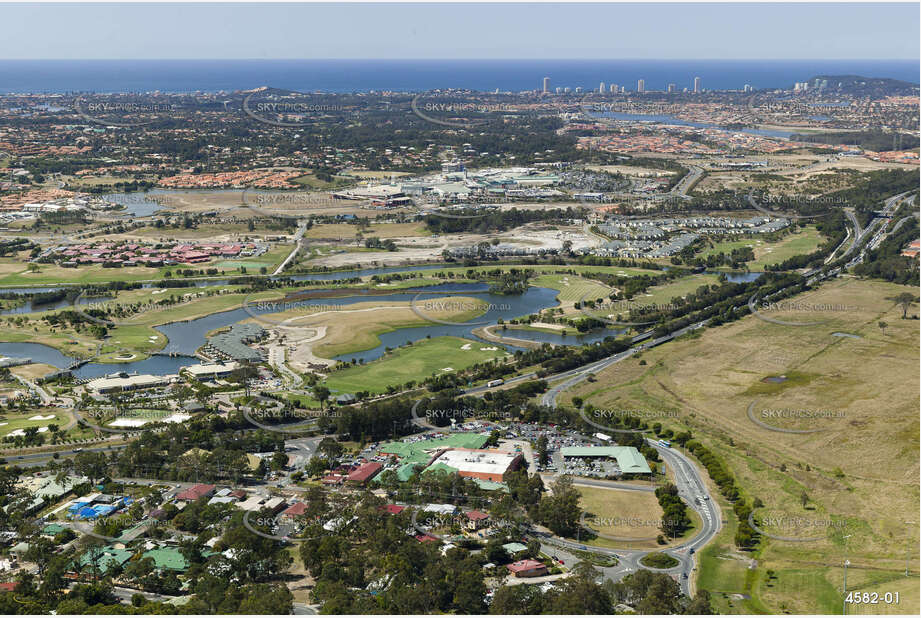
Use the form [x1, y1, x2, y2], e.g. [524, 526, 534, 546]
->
[0, 59, 917, 94]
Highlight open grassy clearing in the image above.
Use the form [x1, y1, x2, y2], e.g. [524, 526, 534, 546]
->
[0, 410, 70, 438]
[579, 273, 722, 321]
[323, 335, 507, 394]
[563, 277, 919, 614]
[0, 243, 290, 287]
[698, 226, 825, 270]
[9, 363, 58, 382]
[255, 296, 488, 359]
[531, 274, 612, 304]
[303, 222, 428, 240]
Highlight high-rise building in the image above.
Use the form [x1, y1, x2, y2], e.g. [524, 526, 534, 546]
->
[575, 86, 583, 93]
[555, 87, 562, 94]
[637, 79, 645, 93]
[693, 76, 701, 93]
[599, 82, 605, 93]
[743, 84, 752, 93]
[542, 77, 550, 94]
[564, 87, 571, 93]
[610, 84, 617, 93]
[667, 83, 676, 93]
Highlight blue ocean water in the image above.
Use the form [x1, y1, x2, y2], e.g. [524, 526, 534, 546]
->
[0, 59, 916, 94]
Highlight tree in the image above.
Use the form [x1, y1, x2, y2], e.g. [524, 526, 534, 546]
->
[271, 450, 288, 471]
[538, 475, 582, 537]
[314, 386, 331, 411]
[536, 435, 549, 466]
[887, 292, 919, 319]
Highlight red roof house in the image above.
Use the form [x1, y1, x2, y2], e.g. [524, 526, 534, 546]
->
[176, 484, 216, 502]
[507, 559, 548, 578]
[347, 462, 383, 484]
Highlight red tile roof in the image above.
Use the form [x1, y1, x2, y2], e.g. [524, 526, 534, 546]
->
[347, 462, 382, 483]
[176, 484, 216, 501]
[507, 559, 547, 575]
[282, 502, 309, 517]
[465, 510, 489, 521]
[382, 504, 405, 515]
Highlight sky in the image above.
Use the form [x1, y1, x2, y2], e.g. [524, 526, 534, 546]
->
[0, 2, 917, 60]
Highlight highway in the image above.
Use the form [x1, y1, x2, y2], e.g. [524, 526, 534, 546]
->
[527, 316, 719, 596]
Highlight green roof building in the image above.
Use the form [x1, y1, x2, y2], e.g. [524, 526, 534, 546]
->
[378, 433, 489, 466]
[559, 446, 652, 474]
[142, 547, 190, 572]
[42, 524, 67, 536]
[76, 546, 134, 573]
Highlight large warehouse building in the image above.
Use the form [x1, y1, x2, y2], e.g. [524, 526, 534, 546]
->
[428, 448, 523, 483]
[559, 446, 652, 474]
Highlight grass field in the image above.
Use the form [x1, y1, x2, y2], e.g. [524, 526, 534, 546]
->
[697, 226, 825, 270]
[252, 295, 488, 359]
[580, 273, 722, 321]
[532, 274, 612, 303]
[0, 243, 290, 287]
[303, 222, 428, 240]
[563, 277, 919, 614]
[0, 410, 69, 438]
[323, 336, 507, 394]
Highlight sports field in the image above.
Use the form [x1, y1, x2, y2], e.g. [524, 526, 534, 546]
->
[563, 277, 919, 614]
[324, 336, 507, 394]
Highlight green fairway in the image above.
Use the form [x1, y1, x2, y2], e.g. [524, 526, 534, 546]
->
[324, 336, 507, 394]
[698, 226, 825, 270]
[531, 274, 612, 303]
[0, 411, 68, 438]
[581, 273, 721, 319]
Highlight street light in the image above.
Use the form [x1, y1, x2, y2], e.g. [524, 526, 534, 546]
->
[842, 534, 852, 616]
[905, 521, 915, 577]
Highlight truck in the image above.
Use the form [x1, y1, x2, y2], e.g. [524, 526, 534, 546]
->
[486, 379, 504, 388]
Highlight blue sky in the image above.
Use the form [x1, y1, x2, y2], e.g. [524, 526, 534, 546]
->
[0, 2, 917, 60]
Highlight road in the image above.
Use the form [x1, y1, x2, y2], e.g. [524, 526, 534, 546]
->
[540, 320, 708, 408]
[273, 222, 308, 276]
[671, 165, 705, 198]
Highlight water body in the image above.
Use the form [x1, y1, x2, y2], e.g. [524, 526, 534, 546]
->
[0, 59, 916, 94]
[600, 112, 796, 139]
[0, 270, 762, 374]
[0, 341, 197, 379]
[0, 294, 112, 316]
[0, 283, 602, 375]
[0, 265, 760, 295]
